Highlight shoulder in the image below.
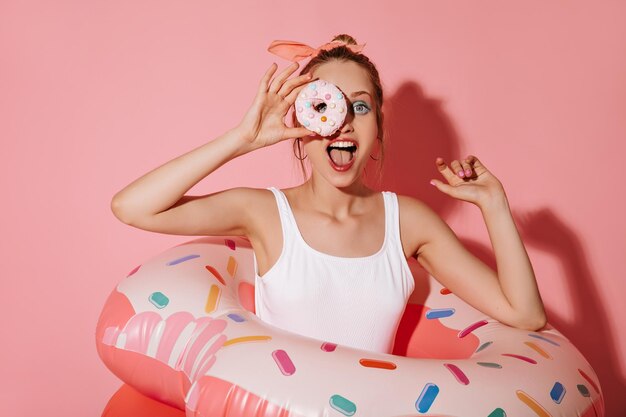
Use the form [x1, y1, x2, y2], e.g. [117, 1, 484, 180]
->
[395, 193, 451, 258]
[243, 186, 280, 231]
[396, 193, 440, 222]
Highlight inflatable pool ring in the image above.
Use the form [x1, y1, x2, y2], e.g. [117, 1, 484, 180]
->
[295, 79, 347, 136]
[96, 236, 605, 417]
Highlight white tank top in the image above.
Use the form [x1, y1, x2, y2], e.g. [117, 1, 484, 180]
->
[253, 187, 415, 354]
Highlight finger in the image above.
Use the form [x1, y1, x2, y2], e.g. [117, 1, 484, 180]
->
[268, 62, 300, 94]
[466, 155, 487, 170]
[460, 158, 473, 177]
[450, 159, 465, 178]
[282, 73, 313, 104]
[258, 63, 278, 94]
[430, 179, 460, 198]
[466, 155, 488, 174]
[279, 78, 310, 106]
[283, 126, 313, 141]
[435, 157, 458, 183]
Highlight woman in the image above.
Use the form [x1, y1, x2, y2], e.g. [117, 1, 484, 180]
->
[111, 34, 547, 355]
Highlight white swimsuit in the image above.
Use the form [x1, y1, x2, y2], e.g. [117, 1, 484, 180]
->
[253, 187, 415, 354]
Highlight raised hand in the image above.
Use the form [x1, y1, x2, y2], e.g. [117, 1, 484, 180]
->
[235, 62, 314, 150]
[430, 155, 506, 207]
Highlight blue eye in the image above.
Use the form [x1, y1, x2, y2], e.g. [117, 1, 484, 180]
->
[353, 101, 371, 114]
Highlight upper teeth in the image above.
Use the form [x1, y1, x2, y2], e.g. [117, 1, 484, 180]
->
[329, 141, 355, 148]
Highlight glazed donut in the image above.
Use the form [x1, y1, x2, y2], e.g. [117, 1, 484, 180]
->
[295, 79, 347, 136]
[96, 236, 605, 417]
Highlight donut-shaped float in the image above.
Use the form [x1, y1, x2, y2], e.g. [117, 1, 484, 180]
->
[96, 236, 605, 417]
[295, 79, 347, 136]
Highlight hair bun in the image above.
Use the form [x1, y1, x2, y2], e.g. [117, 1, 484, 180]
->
[331, 34, 358, 46]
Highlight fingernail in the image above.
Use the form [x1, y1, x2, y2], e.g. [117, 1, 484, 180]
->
[458, 171, 464, 177]
[430, 180, 436, 186]
[465, 169, 471, 175]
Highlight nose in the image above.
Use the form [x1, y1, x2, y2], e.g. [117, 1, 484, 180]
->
[339, 111, 355, 135]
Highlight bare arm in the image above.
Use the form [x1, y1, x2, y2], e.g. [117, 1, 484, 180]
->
[417, 155, 547, 330]
[110, 62, 312, 235]
[413, 196, 546, 331]
[111, 130, 251, 235]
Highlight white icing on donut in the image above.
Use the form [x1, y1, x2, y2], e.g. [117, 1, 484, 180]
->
[295, 80, 347, 136]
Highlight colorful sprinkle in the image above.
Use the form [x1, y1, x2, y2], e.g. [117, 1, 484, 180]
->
[329, 394, 356, 416]
[325, 93, 331, 100]
[528, 333, 560, 346]
[222, 335, 271, 346]
[501, 354, 537, 364]
[426, 308, 455, 319]
[475, 341, 493, 353]
[458, 320, 488, 338]
[127, 265, 141, 277]
[167, 254, 200, 265]
[487, 409, 507, 417]
[321, 116, 327, 122]
[477, 362, 502, 369]
[516, 390, 552, 417]
[305, 101, 311, 108]
[415, 383, 439, 413]
[204, 284, 221, 313]
[272, 349, 295, 376]
[577, 384, 590, 397]
[227, 313, 245, 322]
[439, 287, 452, 295]
[524, 341, 552, 359]
[359, 359, 397, 370]
[226, 256, 237, 277]
[330, 102, 336, 108]
[224, 239, 235, 250]
[308, 113, 314, 118]
[578, 369, 600, 394]
[309, 83, 317, 89]
[148, 291, 169, 309]
[550, 382, 566, 404]
[321, 342, 337, 352]
[443, 363, 469, 385]
[205, 265, 225, 285]
[336, 93, 343, 99]
[297, 106, 303, 112]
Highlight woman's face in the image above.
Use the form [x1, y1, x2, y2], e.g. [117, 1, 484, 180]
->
[302, 60, 380, 190]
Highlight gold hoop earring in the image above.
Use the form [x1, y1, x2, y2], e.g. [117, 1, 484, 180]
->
[370, 137, 381, 160]
[294, 138, 307, 160]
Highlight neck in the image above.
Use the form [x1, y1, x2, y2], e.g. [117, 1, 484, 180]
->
[298, 175, 374, 219]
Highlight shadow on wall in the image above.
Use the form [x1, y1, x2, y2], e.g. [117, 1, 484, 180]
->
[379, 80, 624, 416]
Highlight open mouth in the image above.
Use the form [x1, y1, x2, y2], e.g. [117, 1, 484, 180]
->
[326, 141, 358, 170]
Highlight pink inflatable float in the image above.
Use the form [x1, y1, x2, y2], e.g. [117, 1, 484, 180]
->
[96, 236, 604, 417]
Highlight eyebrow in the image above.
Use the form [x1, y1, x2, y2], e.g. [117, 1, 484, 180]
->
[350, 91, 372, 99]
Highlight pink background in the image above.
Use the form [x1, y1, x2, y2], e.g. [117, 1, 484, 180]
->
[2, 0, 624, 415]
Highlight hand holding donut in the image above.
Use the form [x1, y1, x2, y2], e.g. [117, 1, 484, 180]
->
[236, 62, 314, 150]
[430, 155, 506, 208]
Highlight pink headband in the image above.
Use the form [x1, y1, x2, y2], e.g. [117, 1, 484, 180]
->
[267, 39, 366, 62]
